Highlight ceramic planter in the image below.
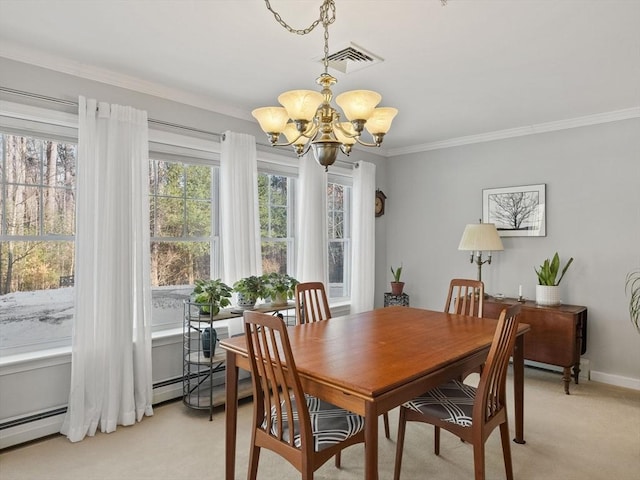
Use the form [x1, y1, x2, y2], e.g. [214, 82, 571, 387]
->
[536, 285, 561, 306]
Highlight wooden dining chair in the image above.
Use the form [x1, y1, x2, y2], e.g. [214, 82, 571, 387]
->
[294, 282, 332, 325]
[294, 281, 391, 439]
[243, 310, 365, 480]
[444, 278, 485, 317]
[393, 303, 522, 480]
[445, 278, 485, 378]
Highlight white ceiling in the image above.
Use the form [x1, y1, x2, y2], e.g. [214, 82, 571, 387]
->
[1, 0, 639, 154]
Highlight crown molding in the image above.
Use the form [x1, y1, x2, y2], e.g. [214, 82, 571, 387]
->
[0, 42, 253, 123]
[388, 107, 640, 157]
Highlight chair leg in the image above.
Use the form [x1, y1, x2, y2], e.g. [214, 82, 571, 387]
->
[434, 426, 440, 455]
[248, 444, 261, 480]
[383, 412, 391, 439]
[393, 407, 408, 480]
[334, 451, 342, 468]
[472, 440, 486, 480]
[500, 422, 514, 480]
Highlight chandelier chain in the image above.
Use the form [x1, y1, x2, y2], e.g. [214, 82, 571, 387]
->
[264, 0, 335, 36]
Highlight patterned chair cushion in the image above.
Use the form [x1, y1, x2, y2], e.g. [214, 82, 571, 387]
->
[404, 379, 476, 427]
[263, 394, 365, 452]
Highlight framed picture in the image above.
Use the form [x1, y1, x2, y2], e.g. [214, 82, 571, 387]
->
[483, 184, 546, 237]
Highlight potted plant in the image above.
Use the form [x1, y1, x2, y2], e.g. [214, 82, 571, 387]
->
[390, 264, 404, 296]
[233, 275, 264, 310]
[626, 269, 640, 333]
[534, 252, 573, 306]
[261, 272, 299, 306]
[192, 278, 233, 315]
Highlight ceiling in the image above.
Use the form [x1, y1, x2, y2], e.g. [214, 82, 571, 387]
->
[1, 0, 639, 155]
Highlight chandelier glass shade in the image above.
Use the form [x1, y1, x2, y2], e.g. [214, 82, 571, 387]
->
[252, 0, 398, 171]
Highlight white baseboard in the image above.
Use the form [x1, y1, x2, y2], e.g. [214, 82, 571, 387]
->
[152, 383, 183, 405]
[524, 359, 590, 382]
[590, 370, 640, 391]
[1, 383, 185, 450]
[0, 412, 65, 450]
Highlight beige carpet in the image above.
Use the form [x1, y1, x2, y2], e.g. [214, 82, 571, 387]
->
[1, 368, 639, 480]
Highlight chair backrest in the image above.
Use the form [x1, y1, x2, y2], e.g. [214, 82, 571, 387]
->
[474, 303, 521, 423]
[243, 310, 312, 451]
[444, 278, 484, 317]
[294, 282, 331, 325]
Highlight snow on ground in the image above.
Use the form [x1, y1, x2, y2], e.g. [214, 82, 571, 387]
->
[0, 287, 191, 351]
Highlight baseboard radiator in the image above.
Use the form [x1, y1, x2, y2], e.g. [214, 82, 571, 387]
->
[0, 376, 184, 450]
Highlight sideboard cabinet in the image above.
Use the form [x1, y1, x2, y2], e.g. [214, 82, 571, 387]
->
[483, 297, 587, 394]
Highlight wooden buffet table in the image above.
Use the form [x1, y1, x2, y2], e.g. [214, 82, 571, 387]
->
[484, 297, 587, 394]
[221, 306, 529, 480]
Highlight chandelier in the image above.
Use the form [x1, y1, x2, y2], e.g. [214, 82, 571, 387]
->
[252, 0, 398, 171]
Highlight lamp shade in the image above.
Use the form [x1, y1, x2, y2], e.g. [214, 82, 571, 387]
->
[458, 223, 504, 251]
[278, 90, 324, 122]
[252, 107, 289, 134]
[364, 107, 398, 135]
[283, 123, 310, 147]
[335, 90, 381, 121]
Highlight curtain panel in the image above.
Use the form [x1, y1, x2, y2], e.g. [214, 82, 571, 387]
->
[350, 160, 376, 313]
[219, 131, 261, 284]
[61, 97, 153, 442]
[296, 156, 328, 284]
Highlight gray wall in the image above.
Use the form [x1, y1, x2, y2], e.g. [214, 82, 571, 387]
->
[383, 119, 640, 384]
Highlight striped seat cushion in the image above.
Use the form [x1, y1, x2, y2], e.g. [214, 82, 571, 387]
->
[404, 379, 476, 427]
[263, 394, 365, 452]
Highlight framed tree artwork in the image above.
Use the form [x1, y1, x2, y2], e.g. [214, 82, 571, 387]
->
[483, 184, 546, 237]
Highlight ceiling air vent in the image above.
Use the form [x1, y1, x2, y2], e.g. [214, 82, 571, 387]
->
[318, 43, 383, 74]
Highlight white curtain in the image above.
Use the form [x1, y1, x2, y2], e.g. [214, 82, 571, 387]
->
[220, 131, 261, 284]
[61, 97, 153, 442]
[350, 160, 376, 313]
[296, 156, 328, 284]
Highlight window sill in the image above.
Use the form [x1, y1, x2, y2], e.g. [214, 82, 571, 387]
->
[0, 328, 185, 375]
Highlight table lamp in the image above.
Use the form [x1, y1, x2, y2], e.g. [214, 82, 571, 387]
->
[458, 221, 504, 282]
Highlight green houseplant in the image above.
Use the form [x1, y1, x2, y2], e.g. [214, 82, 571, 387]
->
[626, 269, 640, 333]
[390, 264, 404, 296]
[261, 272, 299, 306]
[192, 278, 233, 315]
[534, 253, 573, 306]
[233, 275, 264, 310]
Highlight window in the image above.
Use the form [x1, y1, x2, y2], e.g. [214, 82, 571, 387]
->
[327, 181, 351, 299]
[259, 173, 295, 275]
[0, 132, 77, 353]
[149, 158, 219, 329]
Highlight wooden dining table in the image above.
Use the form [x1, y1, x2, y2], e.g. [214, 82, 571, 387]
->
[220, 306, 529, 480]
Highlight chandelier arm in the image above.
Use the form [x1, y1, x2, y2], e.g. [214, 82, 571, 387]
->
[268, 123, 319, 148]
[333, 121, 360, 140]
[353, 136, 381, 148]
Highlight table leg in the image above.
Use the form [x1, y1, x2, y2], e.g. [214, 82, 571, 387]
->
[225, 351, 239, 480]
[364, 402, 379, 480]
[513, 335, 526, 444]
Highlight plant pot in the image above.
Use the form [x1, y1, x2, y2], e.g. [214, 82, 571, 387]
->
[390, 282, 405, 296]
[271, 292, 288, 307]
[536, 285, 561, 306]
[236, 293, 257, 310]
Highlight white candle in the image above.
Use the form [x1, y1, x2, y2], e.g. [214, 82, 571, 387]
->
[519, 285, 523, 297]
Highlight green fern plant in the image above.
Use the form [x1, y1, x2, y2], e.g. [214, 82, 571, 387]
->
[535, 252, 573, 286]
[626, 270, 640, 333]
